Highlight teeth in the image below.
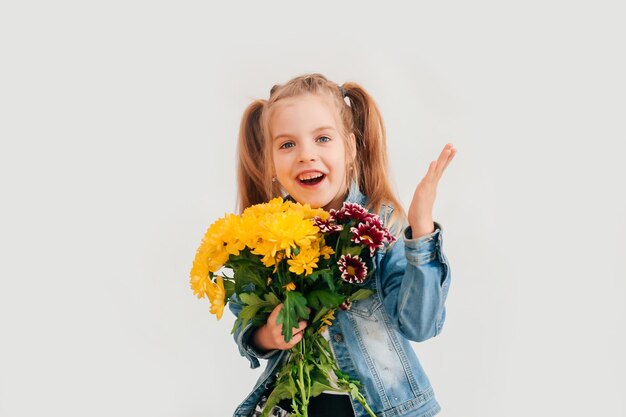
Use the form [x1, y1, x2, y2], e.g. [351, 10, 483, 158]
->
[298, 172, 323, 181]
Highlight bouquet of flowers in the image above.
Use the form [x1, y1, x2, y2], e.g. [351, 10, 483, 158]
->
[190, 197, 395, 417]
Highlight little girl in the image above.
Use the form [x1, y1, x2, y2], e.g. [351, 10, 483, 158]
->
[228, 73, 456, 417]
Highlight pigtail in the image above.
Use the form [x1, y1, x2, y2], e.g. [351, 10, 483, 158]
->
[343, 83, 406, 225]
[236, 99, 269, 212]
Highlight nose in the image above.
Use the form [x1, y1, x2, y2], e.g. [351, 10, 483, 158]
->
[297, 142, 317, 163]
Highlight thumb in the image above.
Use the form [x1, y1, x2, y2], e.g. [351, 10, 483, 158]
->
[269, 303, 283, 324]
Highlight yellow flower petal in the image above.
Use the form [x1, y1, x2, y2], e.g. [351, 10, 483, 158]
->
[206, 276, 226, 320]
[287, 245, 320, 276]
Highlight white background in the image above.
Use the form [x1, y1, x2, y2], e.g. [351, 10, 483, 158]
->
[1, 1, 625, 416]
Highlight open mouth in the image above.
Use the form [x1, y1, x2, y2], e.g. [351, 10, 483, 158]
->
[297, 172, 325, 186]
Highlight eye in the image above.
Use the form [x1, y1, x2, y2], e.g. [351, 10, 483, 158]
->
[279, 141, 295, 149]
[317, 136, 331, 143]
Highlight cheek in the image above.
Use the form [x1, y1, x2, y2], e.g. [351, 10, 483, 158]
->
[329, 148, 347, 175]
[272, 154, 291, 178]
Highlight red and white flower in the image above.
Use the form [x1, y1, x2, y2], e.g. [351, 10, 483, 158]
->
[313, 216, 343, 233]
[330, 202, 377, 223]
[338, 254, 368, 284]
[350, 220, 387, 256]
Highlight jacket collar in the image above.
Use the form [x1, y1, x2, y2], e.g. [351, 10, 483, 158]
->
[344, 181, 367, 206]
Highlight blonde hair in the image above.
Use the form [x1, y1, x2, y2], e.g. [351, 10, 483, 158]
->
[236, 73, 405, 225]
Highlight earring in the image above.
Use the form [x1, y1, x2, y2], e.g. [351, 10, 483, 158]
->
[272, 177, 276, 183]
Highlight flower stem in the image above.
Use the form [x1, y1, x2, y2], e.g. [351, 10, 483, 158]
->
[297, 337, 309, 417]
[354, 391, 377, 417]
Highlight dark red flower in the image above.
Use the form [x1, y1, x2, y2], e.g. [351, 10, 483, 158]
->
[330, 202, 376, 223]
[362, 216, 396, 243]
[350, 221, 387, 256]
[313, 216, 343, 233]
[338, 254, 368, 284]
[339, 299, 352, 311]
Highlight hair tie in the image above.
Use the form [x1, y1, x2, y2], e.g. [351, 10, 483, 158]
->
[338, 85, 346, 98]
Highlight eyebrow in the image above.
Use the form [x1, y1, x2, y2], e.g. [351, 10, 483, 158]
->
[273, 126, 336, 141]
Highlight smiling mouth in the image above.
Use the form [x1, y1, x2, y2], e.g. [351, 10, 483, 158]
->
[298, 172, 325, 185]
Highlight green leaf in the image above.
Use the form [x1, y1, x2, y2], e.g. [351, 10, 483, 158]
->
[350, 289, 375, 301]
[238, 304, 262, 330]
[230, 316, 242, 335]
[236, 291, 281, 330]
[319, 269, 336, 292]
[276, 291, 308, 343]
[310, 379, 342, 398]
[308, 268, 331, 282]
[306, 290, 345, 310]
[343, 245, 363, 257]
[239, 291, 281, 309]
[312, 306, 330, 324]
[223, 278, 235, 299]
[239, 292, 264, 306]
[234, 264, 266, 294]
[263, 292, 281, 308]
[261, 377, 296, 417]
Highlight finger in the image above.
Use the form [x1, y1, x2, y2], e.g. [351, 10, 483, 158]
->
[425, 160, 437, 180]
[287, 331, 303, 348]
[435, 147, 453, 177]
[269, 303, 283, 323]
[435, 146, 457, 179]
[442, 148, 457, 171]
[293, 320, 308, 334]
[278, 332, 304, 350]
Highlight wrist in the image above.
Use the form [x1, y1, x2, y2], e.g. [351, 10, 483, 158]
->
[251, 324, 272, 352]
[409, 220, 435, 239]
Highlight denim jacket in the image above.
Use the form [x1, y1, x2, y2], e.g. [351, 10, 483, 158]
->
[228, 183, 451, 417]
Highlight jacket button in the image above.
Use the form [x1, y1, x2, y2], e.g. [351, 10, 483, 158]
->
[333, 333, 344, 343]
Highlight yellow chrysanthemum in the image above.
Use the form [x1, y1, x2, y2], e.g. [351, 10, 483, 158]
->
[236, 198, 330, 264]
[319, 238, 335, 260]
[189, 275, 209, 298]
[251, 211, 320, 263]
[206, 276, 226, 320]
[220, 213, 246, 256]
[288, 245, 320, 276]
[190, 273, 211, 299]
[283, 282, 296, 291]
[191, 214, 239, 278]
[238, 211, 263, 248]
[190, 197, 333, 315]
[243, 197, 291, 219]
[285, 201, 330, 221]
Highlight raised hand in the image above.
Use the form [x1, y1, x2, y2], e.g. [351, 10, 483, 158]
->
[408, 143, 457, 238]
[252, 303, 308, 352]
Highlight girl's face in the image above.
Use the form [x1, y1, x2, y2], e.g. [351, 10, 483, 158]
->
[269, 93, 349, 211]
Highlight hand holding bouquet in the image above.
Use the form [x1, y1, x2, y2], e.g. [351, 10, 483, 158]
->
[190, 198, 395, 417]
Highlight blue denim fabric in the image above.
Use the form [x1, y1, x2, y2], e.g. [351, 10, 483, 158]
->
[228, 183, 451, 417]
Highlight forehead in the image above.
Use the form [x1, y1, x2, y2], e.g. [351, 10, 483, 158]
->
[269, 93, 341, 133]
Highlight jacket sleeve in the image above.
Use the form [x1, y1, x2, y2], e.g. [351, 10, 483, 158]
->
[229, 295, 281, 369]
[378, 220, 451, 342]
